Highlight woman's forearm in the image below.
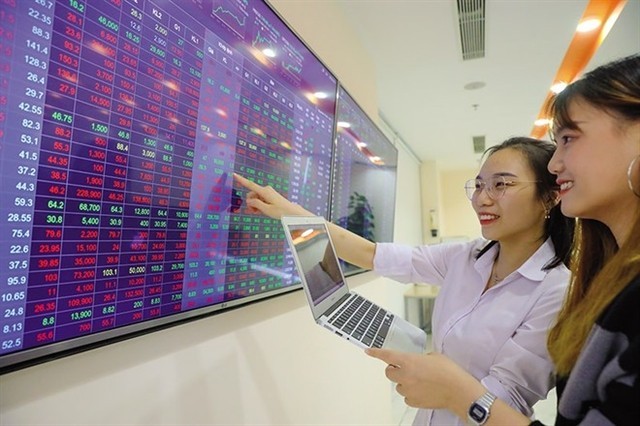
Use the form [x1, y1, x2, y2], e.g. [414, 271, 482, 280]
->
[325, 221, 376, 270]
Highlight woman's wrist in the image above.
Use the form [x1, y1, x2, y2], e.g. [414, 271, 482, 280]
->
[448, 377, 488, 421]
[448, 380, 530, 426]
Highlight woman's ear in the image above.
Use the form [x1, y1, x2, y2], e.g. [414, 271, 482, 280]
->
[547, 190, 560, 209]
[541, 191, 560, 218]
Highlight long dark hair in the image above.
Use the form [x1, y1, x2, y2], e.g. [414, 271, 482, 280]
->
[476, 137, 574, 270]
[546, 54, 640, 375]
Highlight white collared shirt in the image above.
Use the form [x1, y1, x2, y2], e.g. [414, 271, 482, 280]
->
[373, 238, 569, 426]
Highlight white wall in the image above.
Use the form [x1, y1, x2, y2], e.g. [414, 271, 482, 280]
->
[439, 168, 482, 241]
[420, 160, 441, 244]
[0, 272, 401, 425]
[0, 2, 424, 425]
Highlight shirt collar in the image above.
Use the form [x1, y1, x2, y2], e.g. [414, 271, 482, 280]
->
[518, 238, 557, 281]
[475, 238, 556, 283]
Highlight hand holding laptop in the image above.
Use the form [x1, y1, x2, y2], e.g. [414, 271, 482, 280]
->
[364, 348, 479, 410]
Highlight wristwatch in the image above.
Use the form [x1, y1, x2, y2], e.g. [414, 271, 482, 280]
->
[467, 391, 496, 425]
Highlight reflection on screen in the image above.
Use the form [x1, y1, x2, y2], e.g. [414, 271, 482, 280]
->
[288, 225, 343, 305]
[0, 0, 337, 371]
[331, 86, 398, 274]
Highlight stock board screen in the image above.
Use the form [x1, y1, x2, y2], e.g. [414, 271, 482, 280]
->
[0, 0, 337, 371]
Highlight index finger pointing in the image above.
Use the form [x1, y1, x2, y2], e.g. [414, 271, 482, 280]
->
[233, 173, 261, 191]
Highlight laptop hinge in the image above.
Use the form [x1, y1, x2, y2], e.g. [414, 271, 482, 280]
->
[325, 293, 351, 317]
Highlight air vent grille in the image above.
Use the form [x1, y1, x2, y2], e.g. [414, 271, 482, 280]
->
[473, 135, 485, 154]
[457, 0, 486, 60]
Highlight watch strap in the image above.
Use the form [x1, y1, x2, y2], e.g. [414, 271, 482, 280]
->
[467, 391, 497, 425]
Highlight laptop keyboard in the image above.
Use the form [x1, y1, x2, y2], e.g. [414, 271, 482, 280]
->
[327, 294, 393, 348]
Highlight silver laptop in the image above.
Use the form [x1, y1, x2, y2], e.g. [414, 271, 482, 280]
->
[281, 215, 427, 353]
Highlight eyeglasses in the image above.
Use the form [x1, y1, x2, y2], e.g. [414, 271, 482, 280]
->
[464, 176, 539, 200]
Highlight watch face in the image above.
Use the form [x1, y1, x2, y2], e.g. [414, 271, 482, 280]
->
[469, 402, 488, 422]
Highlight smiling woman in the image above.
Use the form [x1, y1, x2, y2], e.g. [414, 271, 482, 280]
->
[366, 53, 640, 426]
[545, 54, 640, 381]
[234, 136, 575, 426]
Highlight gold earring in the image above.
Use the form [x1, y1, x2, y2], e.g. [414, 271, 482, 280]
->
[627, 155, 640, 198]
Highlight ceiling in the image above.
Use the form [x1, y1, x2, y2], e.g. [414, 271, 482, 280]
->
[337, 0, 640, 170]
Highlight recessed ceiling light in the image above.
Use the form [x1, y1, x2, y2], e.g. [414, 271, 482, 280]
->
[550, 82, 568, 94]
[464, 81, 486, 90]
[576, 18, 601, 33]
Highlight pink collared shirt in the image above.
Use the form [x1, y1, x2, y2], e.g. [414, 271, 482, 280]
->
[373, 238, 569, 426]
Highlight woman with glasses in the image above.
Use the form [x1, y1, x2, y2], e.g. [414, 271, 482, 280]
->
[367, 54, 640, 425]
[234, 135, 574, 425]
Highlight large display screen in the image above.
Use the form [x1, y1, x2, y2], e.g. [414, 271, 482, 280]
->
[331, 85, 398, 274]
[0, 0, 337, 372]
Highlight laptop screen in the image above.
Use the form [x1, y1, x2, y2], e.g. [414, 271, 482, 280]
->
[284, 223, 345, 305]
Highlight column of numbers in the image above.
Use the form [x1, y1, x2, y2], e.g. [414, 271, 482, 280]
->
[0, 0, 54, 354]
[21, 0, 72, 348]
